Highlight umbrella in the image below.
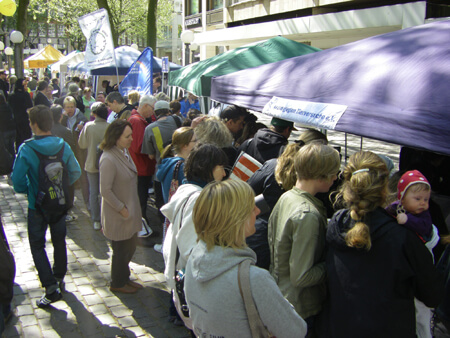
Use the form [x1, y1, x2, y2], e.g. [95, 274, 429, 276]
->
[211, 20, 450, 156]
[169, 36, 320, 97]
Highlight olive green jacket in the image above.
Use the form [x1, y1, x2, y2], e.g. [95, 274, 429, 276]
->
[268, 187, 327, 319]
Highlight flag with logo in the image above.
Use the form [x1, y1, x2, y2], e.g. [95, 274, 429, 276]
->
[119, 47, 153, 97]
[78, 9, 115, 69]
[229, 151, 262, 182]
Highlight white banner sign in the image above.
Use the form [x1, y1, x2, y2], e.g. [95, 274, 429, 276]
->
[262, 96, 347, 130]
[78, 9, 115, 70]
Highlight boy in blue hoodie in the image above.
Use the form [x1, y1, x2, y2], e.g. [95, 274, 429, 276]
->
[12, 105, 81, 307]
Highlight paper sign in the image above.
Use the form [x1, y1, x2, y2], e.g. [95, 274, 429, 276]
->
[262, 96, 347, 129]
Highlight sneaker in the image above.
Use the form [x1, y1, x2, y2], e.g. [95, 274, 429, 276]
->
[36, 289, 62, 308]
[93, 222, 101, 230]
[154, 244, 163, 253]
[138, 218, 153, 238]
[65, 213, 77, 222]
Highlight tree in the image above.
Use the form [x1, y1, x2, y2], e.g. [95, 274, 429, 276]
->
[14, 0, 29, 78]
[147, 0, 157, 52]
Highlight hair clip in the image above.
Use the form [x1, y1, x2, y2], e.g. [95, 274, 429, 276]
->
[352, 168, 370, 176]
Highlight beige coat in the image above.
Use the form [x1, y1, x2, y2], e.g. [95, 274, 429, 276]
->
[99, 146, 141, 241]
[78, 117, 109, 173]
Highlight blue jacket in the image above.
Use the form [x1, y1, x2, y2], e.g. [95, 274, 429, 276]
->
[180, 98, 200, 118]
[156, 156, 185, 203]
[12, 135, 81, 210]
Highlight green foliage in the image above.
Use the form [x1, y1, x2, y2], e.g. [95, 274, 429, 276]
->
[22, 0, 174, 49]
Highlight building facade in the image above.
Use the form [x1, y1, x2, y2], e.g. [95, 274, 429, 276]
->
[183, 0, 450, 61]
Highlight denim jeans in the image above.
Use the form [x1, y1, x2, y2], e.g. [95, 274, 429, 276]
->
[27, 209, 67, 289]
[87, 172, 100, 222]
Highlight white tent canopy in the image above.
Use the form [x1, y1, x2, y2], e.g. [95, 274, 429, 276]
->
[50, 51, 85, 74]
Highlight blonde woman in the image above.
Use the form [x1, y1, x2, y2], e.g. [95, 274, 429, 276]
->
[127, 90, 140, 110]
[185, 180, 307, 337]
[320, 151, 443, 337]
[268, 143, 340, 334]
[247, 130, 328, 269]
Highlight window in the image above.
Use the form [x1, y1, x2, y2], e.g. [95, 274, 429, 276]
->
[186, 0, 200, 16]
[208, 0, 222, 10]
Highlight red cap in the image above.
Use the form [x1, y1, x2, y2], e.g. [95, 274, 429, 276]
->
[397, 170, 430, 200]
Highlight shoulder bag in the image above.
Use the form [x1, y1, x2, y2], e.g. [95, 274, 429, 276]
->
[238, 259, 273, 338]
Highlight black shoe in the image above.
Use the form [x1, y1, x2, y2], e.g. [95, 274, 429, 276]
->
[56, 278, 65, 292]
[36, 289, 62, 308]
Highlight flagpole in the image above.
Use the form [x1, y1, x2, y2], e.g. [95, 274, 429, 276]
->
[113, 49, 119, 90]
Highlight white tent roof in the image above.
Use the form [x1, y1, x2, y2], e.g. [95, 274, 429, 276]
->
[50, 51, 85, 73]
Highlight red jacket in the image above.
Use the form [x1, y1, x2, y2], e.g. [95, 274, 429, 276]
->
[128, 110, 156, 176]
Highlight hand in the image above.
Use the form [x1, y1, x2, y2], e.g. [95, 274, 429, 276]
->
[191, 115, 207, 129]
[120, 207, 129, 218]
[76, 122, 84, 131]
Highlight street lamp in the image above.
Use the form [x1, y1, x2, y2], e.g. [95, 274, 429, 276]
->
[0, 41, 4, 69]
[10, 30, 24, 77]
[4, 46, 13, 75]
[10, 30, 23, 44]
[180, 30, 194, 66]
[190, 42, 198, 63]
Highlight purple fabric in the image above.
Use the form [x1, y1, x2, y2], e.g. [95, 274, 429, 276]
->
[211, 20, 450, 155]
[386, 201, 432, 239]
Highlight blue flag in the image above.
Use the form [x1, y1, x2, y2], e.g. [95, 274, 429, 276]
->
[119, 47, 153, 97]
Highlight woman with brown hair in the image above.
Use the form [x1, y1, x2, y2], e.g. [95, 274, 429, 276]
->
[99, 119, 142, 294]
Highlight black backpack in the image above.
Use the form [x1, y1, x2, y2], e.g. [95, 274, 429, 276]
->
[30, 143, 70, 222]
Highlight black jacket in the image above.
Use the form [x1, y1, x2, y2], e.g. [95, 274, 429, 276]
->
[8, 90, 33, 126]
[0, 103, 15, 132]
[0, 79, 9, 99]
[238, 128, 288, 164]
[320, 207, 444, 338]
[34, 91, 51, 107]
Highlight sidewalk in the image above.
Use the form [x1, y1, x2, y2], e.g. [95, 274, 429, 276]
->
[0, 175, 190, 337]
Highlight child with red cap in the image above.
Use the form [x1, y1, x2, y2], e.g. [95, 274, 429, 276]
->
[388, 170, 433, 241]
[387, 169, 440, 338]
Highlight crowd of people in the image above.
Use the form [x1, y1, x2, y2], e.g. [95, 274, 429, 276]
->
[0, 70, 449, 338]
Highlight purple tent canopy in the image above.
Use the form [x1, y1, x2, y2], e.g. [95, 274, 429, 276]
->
[211, 20, 450, 155]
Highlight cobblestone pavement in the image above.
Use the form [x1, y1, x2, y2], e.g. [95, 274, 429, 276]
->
[0, 175, 190, 338]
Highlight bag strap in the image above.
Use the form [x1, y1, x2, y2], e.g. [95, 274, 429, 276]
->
[238, 260, 270, 338]
[172, 160, 183, 180]
[173, 191, 198, 278]
[172, 115, 181, 128]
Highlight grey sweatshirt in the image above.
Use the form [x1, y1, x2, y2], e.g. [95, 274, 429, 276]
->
[185, 240, 307, 338]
